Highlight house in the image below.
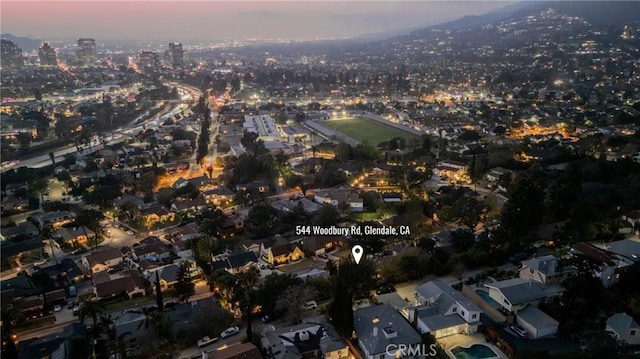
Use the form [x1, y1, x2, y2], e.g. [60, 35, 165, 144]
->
[35, 258, 84, 284]
[93, 270, 146, 300]
[571, 242, 630, 288]
[606, 313, 640, 346]
[485, 167, 513, 182]
[261, 317, 347, 359]
[17, 323, 86, 359]
[260, 236, 305, 266]
[52, 226, 95, 246]
[171, 196, 208, 213]
[166, 297, 228, 339]
[301, 236, 343, 256]
[144, 264, 180, 292]
[313, 189, 363, 212]
[115, 312, 149, 352]
[217, 214, 245, 238]
[212, 250, 258, 274]
[621, 210, 640, 228]
[0, 221, 39, 240]
[270, 198, 323, 214]
[483, 278, 565, 313]
[519, 255, 574, 285]
[410, 280, 482, 338]
[205, 342, 262, 359]
[203, 186, 235, 205]
[515, 305, 559, 339]
[602, 239, 640, 263]
[132, 242, 172, 263]
[41, 211, 75, 229]
[82, 248, 123, 273]
[140, 205, 175, 227]
[433, 160, 469, 183]
[0, 239, 44, 270]
[4, 182, 27, 196]
[2, 195, 29, 211]
[172, 175, 213, 189]
[353, 304, 422, 359]
[236, 181, 270, 193]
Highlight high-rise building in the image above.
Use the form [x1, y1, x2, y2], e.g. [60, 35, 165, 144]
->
[168, 42, 184, 69]
[39, 42, 58, 66]
[76, 38, 97, 66]
[138, 51, 160, 71]
[1, 39, 24, 68]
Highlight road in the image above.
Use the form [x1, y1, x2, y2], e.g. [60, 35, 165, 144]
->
[5, 82, 201, 172]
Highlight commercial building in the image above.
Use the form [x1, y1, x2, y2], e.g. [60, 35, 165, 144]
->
[1, 39, 24, 68]
[38, 42, 58, 66]
[243, 115, 281, 142]
[168, 42, 184, 68]
[138, 50, 160, 71]
[76, 38, 96, 66]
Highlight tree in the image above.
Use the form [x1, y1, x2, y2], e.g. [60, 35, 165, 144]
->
[450, 228, 475, 253]
[315, 204, 339, 226]
[196, 207, 225, 237]
[334, 142, 351, 162]
[275, 285, 317, 324]
[76, 209, 105, 251]
[49, 152, 55, 166]
[174, 261, 195, 303]
[78, 299, 106, 325]
[28, 177, 49, 205]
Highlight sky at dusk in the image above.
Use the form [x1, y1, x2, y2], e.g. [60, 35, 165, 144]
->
[1, 1, 514, 42]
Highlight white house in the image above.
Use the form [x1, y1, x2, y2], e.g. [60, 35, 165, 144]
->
[606, 313, 640, 346]
[483, 278, 564, 313]
[313, 189, 363, 212]
[410, 280, 482, 338]
[519, 255, 574, 285]
[515, 305, 559, 339]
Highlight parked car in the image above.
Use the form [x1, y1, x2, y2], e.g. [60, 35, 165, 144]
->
[261, 310, 283, 323]
[301, 301, 318, 311]
[219, 326, 240, 339]
[126, 230, 135, 235]
[197, 336, 218, 348]
[376, 285, 396, 295]
[72, 306, 80, 315]
[53, 305, 62, 312]
[510, 325, 528, 338]
[317, 253, 328, 259]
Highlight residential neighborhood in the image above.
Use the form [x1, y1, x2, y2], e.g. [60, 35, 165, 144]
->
[2, 2, 640, 359]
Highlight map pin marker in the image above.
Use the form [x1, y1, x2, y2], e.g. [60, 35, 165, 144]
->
[352, 245, 364, 264]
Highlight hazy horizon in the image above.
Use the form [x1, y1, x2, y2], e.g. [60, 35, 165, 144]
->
[1, 1, 514, 42]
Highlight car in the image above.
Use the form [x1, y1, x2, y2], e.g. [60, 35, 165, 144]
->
[510, 325, 528, 338]
[164, 301, 178, 310]
[260, 264, 266, 269]
[71, 248, 87, 255]
[123, 308, 141, 315]
[219, 326, 240, 339]
[376, 285, 396, 295]
[67, 301, 75, 309]
[317, 253, 328, 259]
[301, 301, 318, 311]
[53, 304, 62, 312]
[72, 306, 80, 315]
[126, 230, 135, 235]
[197, 336, 218, 348]
[261, 311, 283, 323]
[114, 223, 122, 228]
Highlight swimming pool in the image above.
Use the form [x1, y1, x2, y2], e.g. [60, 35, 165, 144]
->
[451, 344, 499, 359]
[475, 290, 500, 309]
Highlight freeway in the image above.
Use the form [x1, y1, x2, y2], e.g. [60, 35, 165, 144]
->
[4, 83, 202, 172]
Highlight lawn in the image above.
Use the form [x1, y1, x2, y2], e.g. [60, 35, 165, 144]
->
[323, 117, 418, 146]
[104, 295, 154, 312]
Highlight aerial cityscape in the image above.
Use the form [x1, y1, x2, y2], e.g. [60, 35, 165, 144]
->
[1, 1, 640, 359]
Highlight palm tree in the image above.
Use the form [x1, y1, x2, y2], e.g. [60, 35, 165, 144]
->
[49, 151, 56, 166]
[107, 332, 130, 359]
[28, 177, 49, 207]
[78, 299, 106, 326]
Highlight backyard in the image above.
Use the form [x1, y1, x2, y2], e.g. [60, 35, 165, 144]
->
[323, 117, 418, 146]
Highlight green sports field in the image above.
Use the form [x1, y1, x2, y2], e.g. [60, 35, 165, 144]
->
[323, 117, 418, 146]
